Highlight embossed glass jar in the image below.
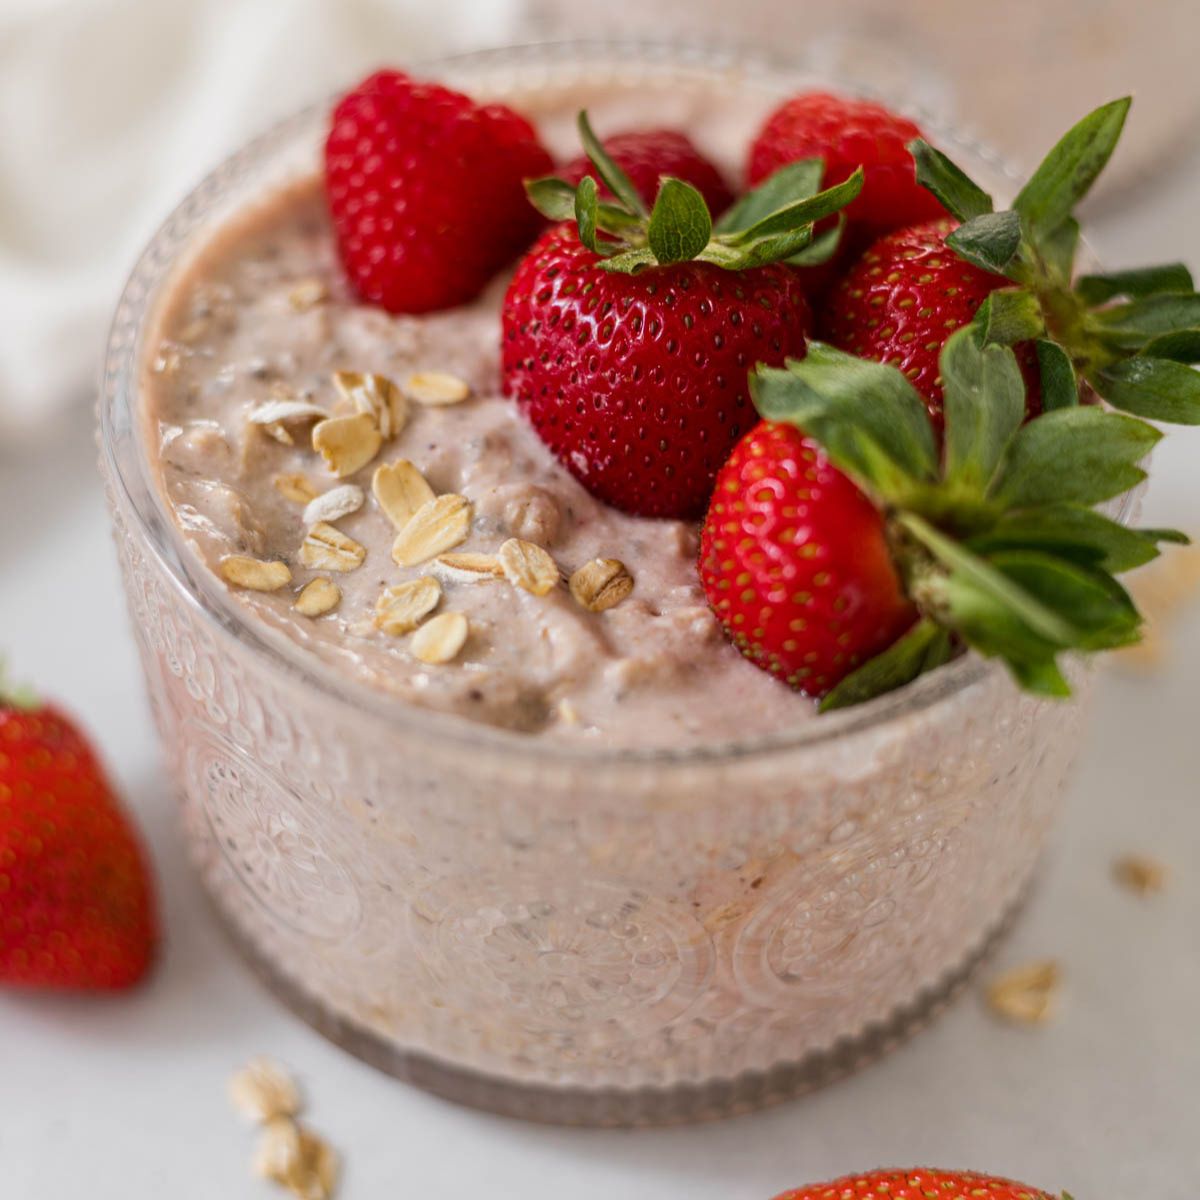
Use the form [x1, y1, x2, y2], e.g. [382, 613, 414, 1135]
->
[99, 42, 1092, 1125]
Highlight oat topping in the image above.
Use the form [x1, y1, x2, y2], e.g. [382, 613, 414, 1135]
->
[1113, 853, 1168, 896]
[499, 538, 559, 596]
[403, 370, 471, 407]
[274, 473, 319, 504]
[253, 1116, 339, 1200]
[229, 1057, 302, 1123]
[220, 555, 292, 592]
[288, 278, 329, 311]
[372, 460, 436, 530]
[569, 557, 634, 612]
[411, 611, 469, 663]
[433, 551, 504, 582]
[333, 370, 408, 439]
[375, 576, 442, 634]
[299, 523, 367, 572]
[228, 1058, 338, 1200]
[248, 399, 329, 427]
[311, 412, 382, 477]
[302, 484, 365, 527]
[985, 959, 1060, 1025]
[294, 577, 341, 617]
[391, 494, 473, 566]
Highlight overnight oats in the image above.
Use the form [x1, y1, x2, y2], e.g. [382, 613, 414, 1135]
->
[100, 44, 1197, 1124]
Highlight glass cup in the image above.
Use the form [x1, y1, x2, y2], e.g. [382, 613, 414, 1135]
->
[98, 41, 1094, 1126]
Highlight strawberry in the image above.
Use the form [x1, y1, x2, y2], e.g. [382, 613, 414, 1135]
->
[747, 91, 946, 238]
[503, 113, 863, 518]
[821, 218, 1042, 429]
[324, 69, 552, 314]
[0, 687, 157, 989]
[558, 128, 734, 216]
[771, 1167, 1059, 1200]
[700, 420, 916, 691]
[893, 97, 1200, 425]
[701, 328, 1187, 706]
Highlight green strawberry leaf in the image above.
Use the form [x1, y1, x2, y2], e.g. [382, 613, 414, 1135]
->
[1088, 294, 1200, 350]
[1137, 329, 1200, 363]
[1035, 339, 1080, 410]
[946, 211, 1023, 277]
[941, 328, 1026, 494]
[647, 177, 712, 265]
[751, 343, 939, 491]
[969, 504, 1187, 574]
[1075, 262, 1194, 305]
[1005, 655, 1073, 697]
[577, 110, 647, 216]
[900, 513, 1078, 647]
[989, 406, 1160, 508]
[574, 175, 605, 255]
[908, 138, 994, 221]
[525, 176, 578, 221]
[1036, 216, 1080, 286]
[974, 288, 1045, 345]
[700, 227, 814, 271]
[819, 619, 952, 712]
[989, 549, 1141, 651]
[596, 247, 657, 275]
[1013, 97, 1131, 236]
[1091, 356, 1200, 424]
[720, 169, 864, 246]
[787, 215, 845, 266]
[715, 158, 824, 235]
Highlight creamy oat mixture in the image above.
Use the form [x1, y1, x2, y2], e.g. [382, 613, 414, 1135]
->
[143, 91, 822, 747]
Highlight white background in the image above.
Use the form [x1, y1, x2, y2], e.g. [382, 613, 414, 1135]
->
[1, 65, 1199, 1200]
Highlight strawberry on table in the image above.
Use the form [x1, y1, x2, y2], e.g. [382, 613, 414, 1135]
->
[772, 1167, 1062, 1200]
[700, 327, 1189, 703]
[747, 91, 947, 238]
[503, 112, 863, 518]
[325, 70, 552, 314]
[827, 96, 1200, 427]
[558, 127, 734, 216]
[0, 683, 157, 990]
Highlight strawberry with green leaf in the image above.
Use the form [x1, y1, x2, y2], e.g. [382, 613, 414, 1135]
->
[699, 328, 1187, 706]
[823, 96, 1200, 428]
[501, 113, 862, 517]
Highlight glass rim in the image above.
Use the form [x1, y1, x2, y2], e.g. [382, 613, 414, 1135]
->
[98, 37, 1087, 769]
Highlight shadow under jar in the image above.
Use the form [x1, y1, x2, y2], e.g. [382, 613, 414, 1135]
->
[99, 41, 1092, 1126]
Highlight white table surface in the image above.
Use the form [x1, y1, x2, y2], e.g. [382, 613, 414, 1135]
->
[2, 156, 1199, 1200]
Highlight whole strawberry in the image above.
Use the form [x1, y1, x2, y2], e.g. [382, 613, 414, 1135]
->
[504, 112, 862, 517]
[772, 1167, 1060, 1200]
[558, 128, 733, 215]
[821, 218, 1041, 428]
[888, 96, 1200, 424]
[701, 421, 916, 691]
[325, 70, 552, 314]
[702, 329, 1186, 705]
[0, 690, 157, 989]
[747, 91, 946, 237]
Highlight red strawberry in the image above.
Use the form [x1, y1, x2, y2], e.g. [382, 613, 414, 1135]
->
[559, 128, 734, 216]
[502, 224, 812, 518]
[772, 1167, 1058, 1200]
[699, 421, 915, 693]
[324, 70, 552, 314]
[0, 695, 157, 989]
[502, 111, 866, 518]
[747, 91, 945, 237]
[820, 218, 1041, 428]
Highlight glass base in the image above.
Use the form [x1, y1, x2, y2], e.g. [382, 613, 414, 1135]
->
[208, 880, 1032, 1127]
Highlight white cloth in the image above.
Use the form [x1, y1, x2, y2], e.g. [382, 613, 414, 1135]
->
[0, 0, 524, 441]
